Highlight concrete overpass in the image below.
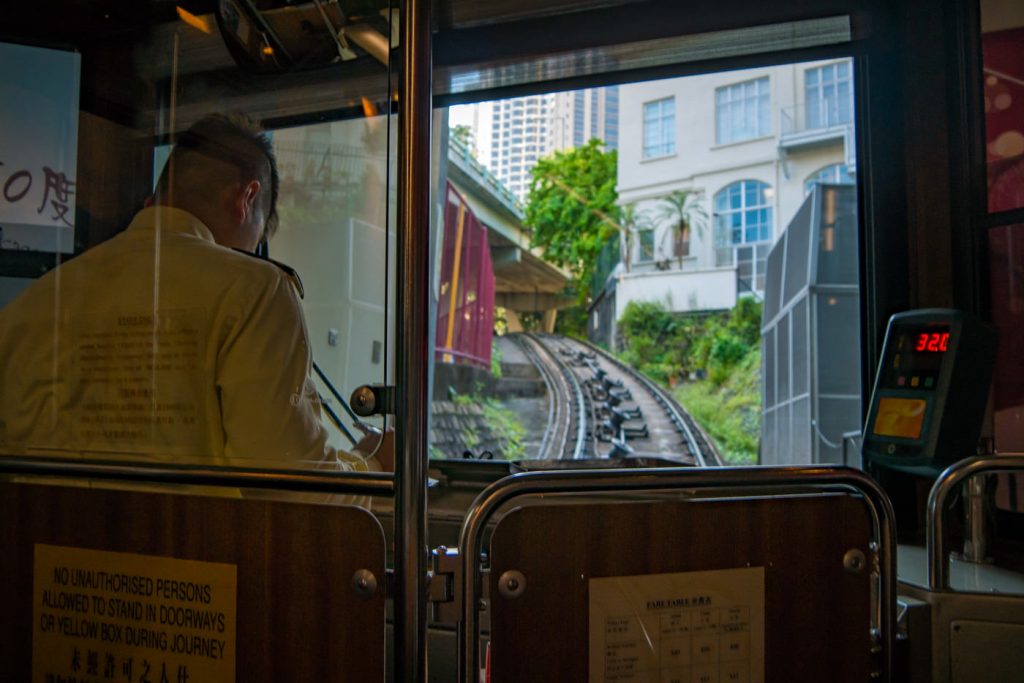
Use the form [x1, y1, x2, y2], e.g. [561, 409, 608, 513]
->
[446, 137, 573, 330]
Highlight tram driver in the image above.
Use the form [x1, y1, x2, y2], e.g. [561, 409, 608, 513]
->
[0, 113, 393, 474]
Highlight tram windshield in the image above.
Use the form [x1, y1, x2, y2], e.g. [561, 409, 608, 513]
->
[431, 58, 862, 468]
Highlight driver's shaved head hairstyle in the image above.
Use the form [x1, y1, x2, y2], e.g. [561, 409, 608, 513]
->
[156, 112, 280, 239]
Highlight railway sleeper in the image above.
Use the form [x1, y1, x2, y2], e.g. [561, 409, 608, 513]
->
[608, 436, 635, 458]
[602, 417, 649, 439]
[602, 402, 641, 420]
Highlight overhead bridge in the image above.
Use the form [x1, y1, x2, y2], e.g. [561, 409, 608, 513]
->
[446, 136, 573, 326]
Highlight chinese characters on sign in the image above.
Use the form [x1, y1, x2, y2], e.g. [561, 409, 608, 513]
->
[0, 163, 77, 248]
[0, 40, 80, 253]
[32, 544, 237, 683]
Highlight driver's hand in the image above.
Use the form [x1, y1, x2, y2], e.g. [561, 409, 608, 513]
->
[353, 428, 395, 473]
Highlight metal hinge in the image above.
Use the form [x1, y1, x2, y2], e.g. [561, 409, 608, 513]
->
[350, 384, 396, 417]
[428, 546, 461, 624]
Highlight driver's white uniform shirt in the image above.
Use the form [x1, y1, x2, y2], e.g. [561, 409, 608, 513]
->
[0, 206, 372, 472]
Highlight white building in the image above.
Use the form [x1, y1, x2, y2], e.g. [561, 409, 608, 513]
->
[596, 59, 855, 344]
[549, 86, 619, 153]
[489, 95, 554, 201]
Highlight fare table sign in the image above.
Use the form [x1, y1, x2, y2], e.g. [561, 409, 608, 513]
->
[589, 567, 765, 683]
[32, 544, 237, 682]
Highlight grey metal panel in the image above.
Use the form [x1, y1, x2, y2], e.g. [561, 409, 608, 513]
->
[818, 396, 861, 465]
[792, 395, 812, 464]
[783, 190, 814, 306]
[763, 228, 785, 322]
[778, 401, 792, 464]
[762, 408, 776, 466]
[816, 293, 861, 395]
[814, 184, 859, 286]
[779, 310, 791, 403]
[792, 298, 809, 398]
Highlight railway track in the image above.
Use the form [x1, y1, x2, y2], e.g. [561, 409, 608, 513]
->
[518, 333, 722, 467]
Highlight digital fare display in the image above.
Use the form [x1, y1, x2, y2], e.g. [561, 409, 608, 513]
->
[879, 325, 952, 390]
[915, 331, 949, 353]
[872, 397, 927, 440]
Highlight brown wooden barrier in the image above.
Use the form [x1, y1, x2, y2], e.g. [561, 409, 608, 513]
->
[488, 494, 873, 682]
[0, 481, 386, 682]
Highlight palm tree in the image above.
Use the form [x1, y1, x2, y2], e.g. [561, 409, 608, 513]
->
[657, 189, 707, 269]
[617, 203, 653, 273]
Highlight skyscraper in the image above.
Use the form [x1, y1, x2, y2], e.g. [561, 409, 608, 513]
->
[487, 87, 620, 201]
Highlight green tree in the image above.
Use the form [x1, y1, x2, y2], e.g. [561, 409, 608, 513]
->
[523, 139, 619, 302]
[451, 124, 472, 146]
[657, 189, 707, 269]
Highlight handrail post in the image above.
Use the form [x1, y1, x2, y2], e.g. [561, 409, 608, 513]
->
[396, 0, 433, 679]
[926, 455, 1024, 591]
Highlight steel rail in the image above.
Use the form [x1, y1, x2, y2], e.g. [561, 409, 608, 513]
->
[526, 333, 588, 459]
[927, 454, 1024, 590]
[0, 456, 394, 496]
[514, 335, 567, 460]
[571, 335, 722, 467]
[458, 465, 896, 683]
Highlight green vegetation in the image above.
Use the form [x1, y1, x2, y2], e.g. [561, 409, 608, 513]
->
[451, 391, 527, 460]
[523, 139, 619, 303]
[617, 298, 762, 464]
[490, 338, 503, 378]
[481, 399, 527, 460]
[675, 350, 760, 465]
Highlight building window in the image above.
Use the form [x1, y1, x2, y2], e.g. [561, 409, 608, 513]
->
[643, 97, 675, 158]
[574, 91, 586, 147]
[715, 77, 770, 145]
[637, 229, 656, 262]
[805, 61, 853, 130]
[804, 163, 855, 194]
[714, 180, 773, 292]
[605, 85, 619, 150]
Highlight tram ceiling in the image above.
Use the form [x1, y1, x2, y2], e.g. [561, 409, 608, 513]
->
[8, 0, 867, 127]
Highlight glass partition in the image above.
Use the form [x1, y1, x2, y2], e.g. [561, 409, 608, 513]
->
[0, 1, 397, 470]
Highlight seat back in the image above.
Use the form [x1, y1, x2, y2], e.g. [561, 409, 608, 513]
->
[0, 480, 387, 682]
[487, 493, 877, 682]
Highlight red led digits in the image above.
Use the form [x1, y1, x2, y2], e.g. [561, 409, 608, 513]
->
[915, 331, 950, 353]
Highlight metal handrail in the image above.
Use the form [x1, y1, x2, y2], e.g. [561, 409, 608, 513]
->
[0, 456, 395, 496]
[396, 0, 433, 678]
[926, 455, 1024, 591]
[458, 465, 897, 683]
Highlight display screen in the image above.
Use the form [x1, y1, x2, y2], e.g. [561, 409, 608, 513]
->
[872, 397, 928, 440]
[879, 324, 952, 390]
[915, 331, 949, 353]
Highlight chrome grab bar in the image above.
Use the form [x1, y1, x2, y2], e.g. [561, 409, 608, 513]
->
[926, 455, 1024, 591]
[458, 465, 897, 683]
[0, 456, 395, 497]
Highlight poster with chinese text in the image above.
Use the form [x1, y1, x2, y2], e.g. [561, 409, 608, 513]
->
[0, 41, 80, 253]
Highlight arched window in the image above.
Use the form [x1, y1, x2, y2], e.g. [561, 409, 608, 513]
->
[804, 163, 855, 194]
[713, 180, 773, 293]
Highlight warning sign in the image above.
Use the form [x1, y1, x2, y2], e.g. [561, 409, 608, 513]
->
[32, 544, 236, 682]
